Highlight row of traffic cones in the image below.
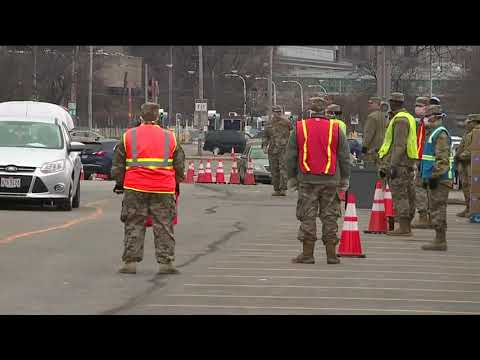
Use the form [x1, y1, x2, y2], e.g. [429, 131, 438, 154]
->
[364, 180, 395, 234]
[184, 158, 255, 185]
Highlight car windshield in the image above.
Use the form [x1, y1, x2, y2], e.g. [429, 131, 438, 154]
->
[250, 146, 268, 159]
[0, 121, 63, 149]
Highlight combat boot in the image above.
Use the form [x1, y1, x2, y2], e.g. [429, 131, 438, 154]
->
[272, 191, 282, 196]
[456, 208, 469, 218]
[386, 218, 412, 237]
[325, 243, 340, 264]
[278, 190, 287, 196]
[118, 262, 136, 274]
[411, 213, 430, 229]
[422, 229, 447, 251]
[291, 240, 315, 264]
[157, 262, 179, 274]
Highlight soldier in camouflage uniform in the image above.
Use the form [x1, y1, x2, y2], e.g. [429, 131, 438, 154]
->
[455, 114, 480, 217]
[378, 93, 417, 236]
[362, 96, 387, 164]
[420, 105, 453, 251]
[411, 96, 432, 229]
[286, 97, 351, 265]
[112, 103, 185, 274]
[263, 105, 292, 196]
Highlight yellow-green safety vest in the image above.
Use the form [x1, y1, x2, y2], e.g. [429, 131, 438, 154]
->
[378, 111, 418, 160]
[331, 118, 347, 135]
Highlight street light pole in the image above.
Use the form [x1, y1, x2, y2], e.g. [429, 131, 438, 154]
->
[255, 77, 277, 106]
[33, 46, 37, 101]
[168, 46, 173, 128]
[88, 45, 93, 130]
[283, 80, 304, 116]
[226, 73, 247, 132]
[308, 84, 328, 95]
[198, 46, 204, 156]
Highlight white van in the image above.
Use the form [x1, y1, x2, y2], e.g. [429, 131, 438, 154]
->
[0, 101, 75, 130]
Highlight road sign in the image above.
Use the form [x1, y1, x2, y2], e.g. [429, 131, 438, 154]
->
[195, 102, 208, 112]
[194, 99, 208, 128]
[350, 114, 359, 125]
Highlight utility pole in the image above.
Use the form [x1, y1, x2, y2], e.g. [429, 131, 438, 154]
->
[144, 63, 148, 103]
[376, 45, 392, 100]
[70, 46, 78, 107]
[267, 46, 273, 121]
[429, 46, 433, 96]
[88, 46, 93, 129]
[33, 46, 38, 101]
[168, 46, 173, 128]
[197, 45, 204, 156]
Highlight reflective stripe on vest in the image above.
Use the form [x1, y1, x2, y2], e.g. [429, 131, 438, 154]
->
[417, 119, 426, 159]
[420, 126, 454, 181]
[378, 111, 418, 160]
[332, 118, 347, 135]
[296, 118, 339, 175]
[125, 126, 175, 168]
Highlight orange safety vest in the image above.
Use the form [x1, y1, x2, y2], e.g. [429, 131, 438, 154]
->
[296, 117, 339, 175]
[417, 118, 426, 159]
[123, 124, 176, 193]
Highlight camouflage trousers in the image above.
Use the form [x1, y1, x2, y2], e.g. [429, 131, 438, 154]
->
[427, 183, 450, 231]
[389, 167, 416, 221]
[415, 168, 429, 216]
[460, 165, 471, 212]
[120, 190, 176, 264]
[268, 149, 287, 192]
[297, 183, 339, 245]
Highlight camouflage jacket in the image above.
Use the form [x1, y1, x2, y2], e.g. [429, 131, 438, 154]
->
[263, 114, 291, 154]
[426, 123, 453, 185]
[111, 131, 185, 188]
[456, 123, 480, 164]
[363, 110, 386, 154]
[379, 108, 416, 170]
[286, 123, 351, 185]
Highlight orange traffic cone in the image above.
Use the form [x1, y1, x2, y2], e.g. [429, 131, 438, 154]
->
[197, 160, 205, 183]
[231, 147, 236, 160]
[145, 215, 153, 227]
[338, 192, 366, 258]
[203, 160, 213, 183]
[185, 161, 195, 184]
[243, 157, 256, 185]
[229, 159, 240, 184]
[215, 160, 226, 184]
[364, 180, 387, 234]
[80, 168, 85, 180]
[384, 183, 395, 230]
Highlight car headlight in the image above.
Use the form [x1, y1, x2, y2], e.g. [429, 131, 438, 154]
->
[40, 160, 65, 174]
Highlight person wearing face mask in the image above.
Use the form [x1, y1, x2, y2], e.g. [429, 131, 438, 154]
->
[419, 105, 454, 251]
[411, 97, 432, 229]
[378, 92, 418, 236]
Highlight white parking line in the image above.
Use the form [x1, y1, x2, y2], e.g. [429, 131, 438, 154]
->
[183, 283, 480, 293]
[204, 266, 480, 277]
[166, 293, 480, 304]
[142, 303, 478, 314]
[212, 259, 480, 270]
[193, 274, 480, 284]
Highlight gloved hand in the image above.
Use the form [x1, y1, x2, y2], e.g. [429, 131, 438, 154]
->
[429, 177, 439, 190]
[339, 178, 350, 193]
[361, 146, 368, 154]
[378, 168, 387, 179]
[113, 184, 124, 194]
[287, 178, 298, 192]
[389, 166, 398, 180]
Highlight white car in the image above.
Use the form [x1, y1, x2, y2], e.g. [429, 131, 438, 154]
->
[0, 101, 85, 210]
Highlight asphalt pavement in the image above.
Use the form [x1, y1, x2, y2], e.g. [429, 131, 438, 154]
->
[0, 181, 478, 314]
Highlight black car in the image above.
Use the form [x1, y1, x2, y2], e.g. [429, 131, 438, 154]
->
[203, 130, 246, 155]
[80, 139, 118, 180]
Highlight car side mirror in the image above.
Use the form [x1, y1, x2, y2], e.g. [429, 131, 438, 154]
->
[69, 141, 86, 153]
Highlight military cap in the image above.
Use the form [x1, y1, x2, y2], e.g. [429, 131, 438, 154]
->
[326, 104, 341, 113]
[389, 92, 405, 102]
[425, 104, 443, 116]
[140, 102, 160, 117]
[467, 114, 480, 123]
[368, 96, 382, 104]
[415, 96, 430, 106]
[272, 105, 283, 113]
[308, 96, 327, 111]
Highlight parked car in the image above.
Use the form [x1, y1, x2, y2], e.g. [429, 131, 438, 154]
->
[203, 130, 246, 155]
[238, 142, 271, 184]
[70, 128, 105, 143]
[79, 139, 118, 180]
[0, 101, 84, 210]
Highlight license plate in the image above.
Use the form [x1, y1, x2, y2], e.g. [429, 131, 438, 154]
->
[0, 177, 21, 189]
